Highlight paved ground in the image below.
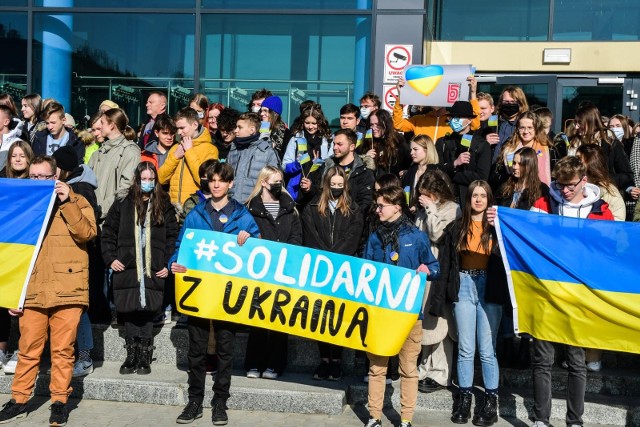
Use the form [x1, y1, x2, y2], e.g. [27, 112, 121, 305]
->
[0, 393, 617, 427]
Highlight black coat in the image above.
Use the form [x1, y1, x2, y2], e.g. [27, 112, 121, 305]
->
[301, 197, 363, 256]
[101, 194, 179, 313]
[428, 220, 509, 318]
[555, 135, 633, 194]
[32, 128, 85, 164]
[247, 192, 302, 245]
[495, 182, 550, 211]
[437, 131, 491, 206]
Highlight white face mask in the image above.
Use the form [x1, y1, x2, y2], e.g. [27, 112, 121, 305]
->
[251, 105, 261, 113]
[360, 107, 371, 120]
[612, 127, 625, 141]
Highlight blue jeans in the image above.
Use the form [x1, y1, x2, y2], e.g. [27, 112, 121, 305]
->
[76, 311, 94, 352]
[453, 271, 503, 390]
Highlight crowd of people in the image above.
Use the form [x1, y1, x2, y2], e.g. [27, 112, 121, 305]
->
[0, 79, 637, 427]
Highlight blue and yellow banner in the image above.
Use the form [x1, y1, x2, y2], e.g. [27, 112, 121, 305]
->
[494, 207, 640, 354]
[0, 179, 56, 309]
[175, 229, 427, 356]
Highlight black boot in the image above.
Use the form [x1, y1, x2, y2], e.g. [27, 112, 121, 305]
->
[137, 337, 155, 375]
[472, 392, 498, 426]
[451, 391, 472, 424]
[120, 337, 138, 374]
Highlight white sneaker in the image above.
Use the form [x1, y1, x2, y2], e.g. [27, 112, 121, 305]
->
[246, 369, 260, 378]
[3, 351, 18, 374]
[586, 360, 602, 372]
[532, 422, 549, 427]
[262, 368, 278, 379]
[72, 359, 94, 377]
[164, 308, 173, 324]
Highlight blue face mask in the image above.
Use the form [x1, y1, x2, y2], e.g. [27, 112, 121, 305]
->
[449, 117, 468, 133]
[141, 180, 155, 193]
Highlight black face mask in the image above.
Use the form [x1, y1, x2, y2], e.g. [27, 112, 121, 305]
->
[200, 179, 210, 194]
[330, 188, 343, 199]
[269, 182, 283, 199]
[500, 102, 520, 118]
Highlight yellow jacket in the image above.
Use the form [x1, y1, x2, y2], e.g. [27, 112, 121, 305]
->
[158, 127, 218, 206]
[26, 190, 97, 309]
[393, 98, 481, 141]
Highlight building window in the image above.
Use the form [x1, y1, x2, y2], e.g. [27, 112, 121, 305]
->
[33, 12, 195, 126]
[435, 0, 549, 41]
[0, 13, 28, 105]
[553, 0, 640, 41]
[202, 0, 371, 10]
[200, 14, 371, 125]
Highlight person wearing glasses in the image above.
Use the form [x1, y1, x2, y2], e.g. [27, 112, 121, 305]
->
[529, 156, 613, 427]
[0, 156, 97, 426]
[492, 111, 559, 190]
[301, 165, 363, 382]
[362, 185, 439, 427]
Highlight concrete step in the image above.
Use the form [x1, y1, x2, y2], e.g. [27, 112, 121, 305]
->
[2, 362, 638, 425]
[0, 361, 347, 415]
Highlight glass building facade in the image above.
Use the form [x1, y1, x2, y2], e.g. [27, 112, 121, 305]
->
[0, 1, 377, 127]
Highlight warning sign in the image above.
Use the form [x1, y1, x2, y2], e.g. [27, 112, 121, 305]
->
[382, 85, 408, 117]
[384, 44, 412, 84]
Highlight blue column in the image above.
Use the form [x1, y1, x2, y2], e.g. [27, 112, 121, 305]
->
[41, 0, 73, 110]
[353, 0, 371, 103]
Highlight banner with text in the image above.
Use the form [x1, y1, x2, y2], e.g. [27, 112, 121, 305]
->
[400, 64, 473, 107]
[175, 229, 427, 356]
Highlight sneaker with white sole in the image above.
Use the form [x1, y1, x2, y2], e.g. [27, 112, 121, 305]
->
[586, 360, 602, 372]
[262, 368, 278, 379]
[246, 369, 260, 378]
[532, 421, 549, 427]
[72, 359, 94, 377]
[3, 352, 18, 375]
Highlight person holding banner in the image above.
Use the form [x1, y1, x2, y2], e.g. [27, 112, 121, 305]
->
[362, 185, 440, 427]
[528, 157, 614, 427]
[170, 161, 260, 426]
[430, 180, 508, 426]
[244, 166, 302, 379]
[438, 101, 491, 209]
[0, 156, 97, 426]
[301, 166, 364, 381]
[101, 161, 179, 376]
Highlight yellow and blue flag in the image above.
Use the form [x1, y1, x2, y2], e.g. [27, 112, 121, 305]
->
[175, 229, 427, 356]
[0, 179, 56, 309]
[495, 207, 640, 354]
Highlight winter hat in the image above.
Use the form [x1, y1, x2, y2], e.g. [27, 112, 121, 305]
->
[64, 113, 76, 128]
[261, 96, 283, 116]
[52, 145, 79, 172]
[100, 100, 119, 111]
[447, 101, 476, 118]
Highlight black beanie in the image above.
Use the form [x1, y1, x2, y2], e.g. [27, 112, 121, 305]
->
[52, 146, 79, 172]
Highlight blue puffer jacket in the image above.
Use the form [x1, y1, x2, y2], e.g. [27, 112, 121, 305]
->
[168, 198, 261, 267]
[364, 220, 440, 319]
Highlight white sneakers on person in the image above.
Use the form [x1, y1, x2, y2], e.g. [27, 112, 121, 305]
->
[72, 359, 94, 377]
[246, 369, 260, 378]
[3, 351, 18, 375]
[262, 368, 278, 379]
[586, 360, 602, 372]
[532, 422, 549, 427]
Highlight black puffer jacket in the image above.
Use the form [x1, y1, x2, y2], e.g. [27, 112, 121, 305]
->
[427, 220, 509, 318]
[101, 194, 179, 313]
[247, 192, 302, 245]
[301, 197, 363, 255]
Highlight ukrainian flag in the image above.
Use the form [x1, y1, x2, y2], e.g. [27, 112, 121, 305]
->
[495, 207, 640, 354]
[0, 179, 56, 309]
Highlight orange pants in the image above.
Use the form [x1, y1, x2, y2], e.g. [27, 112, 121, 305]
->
[367, 320, 422, 421]
[12, 305, 83, 404]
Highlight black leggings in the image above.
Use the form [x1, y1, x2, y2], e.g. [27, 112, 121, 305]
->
[119, 312, 155, 339]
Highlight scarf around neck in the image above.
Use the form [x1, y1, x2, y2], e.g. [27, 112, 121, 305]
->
[377, 214, 411, 265]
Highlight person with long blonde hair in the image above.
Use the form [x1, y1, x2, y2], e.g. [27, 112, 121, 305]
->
[244, 166, 302, 379]
[301, 166, 363, 381]
[0, 140, 33, 178]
